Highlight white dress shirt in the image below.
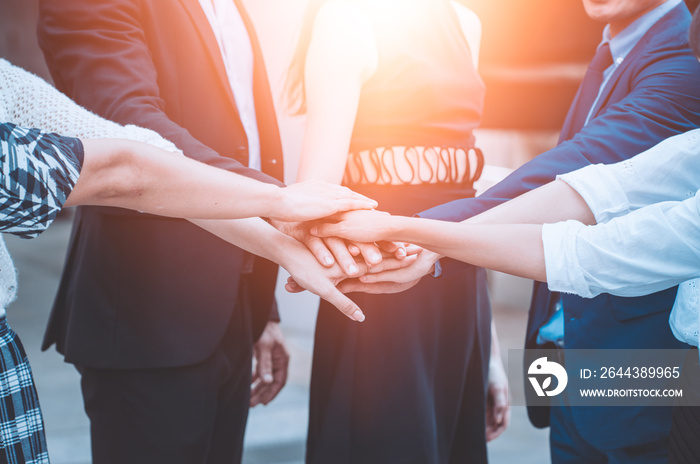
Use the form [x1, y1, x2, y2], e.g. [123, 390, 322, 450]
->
[198, 0, 261, 170]
[543, 129, 700, 346]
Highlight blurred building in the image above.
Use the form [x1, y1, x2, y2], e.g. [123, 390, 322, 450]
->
[462, 0, 602, 130]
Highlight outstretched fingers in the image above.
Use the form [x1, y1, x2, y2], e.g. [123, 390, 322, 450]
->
[321, 284, 365, 322]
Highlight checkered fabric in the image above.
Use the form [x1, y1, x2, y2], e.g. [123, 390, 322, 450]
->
[0, 122, 83, 239]
[0, 318, 49, 464]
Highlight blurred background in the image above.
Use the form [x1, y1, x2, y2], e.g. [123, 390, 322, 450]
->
[0, 0, 677, 462]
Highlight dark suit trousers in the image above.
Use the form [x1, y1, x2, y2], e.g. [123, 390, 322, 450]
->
[668, 349, 700, 464]
[77, 282, 254, 464]
[549, 394, 669, 464]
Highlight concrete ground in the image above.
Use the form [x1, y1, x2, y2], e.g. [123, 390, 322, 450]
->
[5, 217, 549, 464]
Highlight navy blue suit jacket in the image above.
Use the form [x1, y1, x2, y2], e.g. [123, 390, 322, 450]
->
[421, 3, 700, 450]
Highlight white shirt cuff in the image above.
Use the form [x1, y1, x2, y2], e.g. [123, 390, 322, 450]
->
[558, 164, 630, 223]
[542, 221, 596, 299]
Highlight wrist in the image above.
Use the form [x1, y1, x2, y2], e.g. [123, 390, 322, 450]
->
[385, 215, 408, 242]
[261, 185, 287, 220]
[489, 352, 504, 371]
[272, 231, 303, 270]
[247, 218, 295, 265]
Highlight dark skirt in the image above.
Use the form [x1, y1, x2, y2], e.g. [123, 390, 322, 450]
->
[306, 183, 491, 464]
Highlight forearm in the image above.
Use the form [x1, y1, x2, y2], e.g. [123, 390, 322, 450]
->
[545, 195, 700, 298]
[419, 179, 593, 265]
[67, 139, 284, 219]
[188, 217, 291, 262]
[383, 216, 546, 281]
[467, 180, 595, 226]
[190, 217, 366, 322]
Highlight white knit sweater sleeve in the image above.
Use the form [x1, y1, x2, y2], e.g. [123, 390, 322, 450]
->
[0, 59, 182, 155]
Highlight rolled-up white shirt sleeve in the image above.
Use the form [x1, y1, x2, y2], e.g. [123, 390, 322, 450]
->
[542, 220, 595, 298]
[558, 164, 631, 224]
[558, 129, 700, 224]
[543, 190, 700, 299]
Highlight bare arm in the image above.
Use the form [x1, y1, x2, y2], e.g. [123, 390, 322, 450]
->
[296, 1, 377, 184]
[66, 138, 377, 222]
[466, 178, 595, 226]
[450, 1, 481, 69]
[313, 179, 595, 282]
[318, 213, 548, 281]
[293, 1, 397, 273]
[189, 217, 366, 322]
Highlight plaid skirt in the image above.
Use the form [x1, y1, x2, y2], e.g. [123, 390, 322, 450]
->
[0, 317, 49, 464]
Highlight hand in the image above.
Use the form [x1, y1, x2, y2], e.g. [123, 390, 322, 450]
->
[279, 239, 367, 321]
[285, 253, 416, 294]
[311, 209, 395, 243]
[356, 246, 440, 285]
[486, 355, 511, 441]
[335, 278, 422, 295]
[271, 219, 404, 276]
[272, 180, 378, 222]
[323, 237, 406, 276]
[270, 219, 337, 268]
[250, 321, 289, 407]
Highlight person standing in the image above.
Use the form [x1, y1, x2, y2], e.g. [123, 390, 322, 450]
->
[38, 1, 301, 462]
[286, 1, 502, 462]
[345, 0, 700, 461]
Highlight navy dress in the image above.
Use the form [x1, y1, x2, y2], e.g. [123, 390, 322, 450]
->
[306, 2, 491, 463]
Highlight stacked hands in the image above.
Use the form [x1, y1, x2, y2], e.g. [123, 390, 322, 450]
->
[270, 187, 439, 322]
[269, 203, 510, 440]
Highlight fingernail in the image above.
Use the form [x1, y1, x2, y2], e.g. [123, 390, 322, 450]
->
[264, 374, 273, 383]
[310, 227, 319, 235]
[371, 253, 381, 263]
[349, 264, 359, 275]
[323, 256, 333, 266]
[359, 275, 369, 282]
[353, 310, 365, 322]
[397, 248, 407, 258]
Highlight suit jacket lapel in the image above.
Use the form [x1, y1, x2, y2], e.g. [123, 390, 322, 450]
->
[177, 0, 240, 118]
[559, 4, 682, 142]
[588, 4, 682, 121]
